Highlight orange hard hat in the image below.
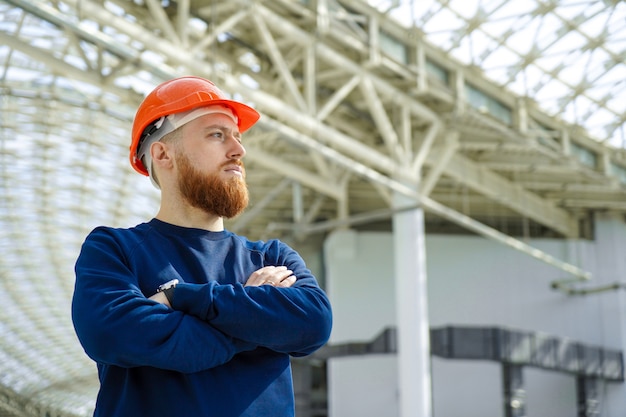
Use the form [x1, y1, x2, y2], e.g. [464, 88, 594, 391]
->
[130, 76, 260, 176]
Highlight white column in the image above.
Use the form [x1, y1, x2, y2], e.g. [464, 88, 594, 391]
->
[392, 191, 432, 417]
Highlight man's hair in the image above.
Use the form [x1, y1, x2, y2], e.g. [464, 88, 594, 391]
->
[144, 127, 183, 187]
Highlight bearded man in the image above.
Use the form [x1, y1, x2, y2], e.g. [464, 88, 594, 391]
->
[71, 77, 333, 417]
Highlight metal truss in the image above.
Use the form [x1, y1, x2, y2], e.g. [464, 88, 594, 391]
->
[1, 0, 626, 415]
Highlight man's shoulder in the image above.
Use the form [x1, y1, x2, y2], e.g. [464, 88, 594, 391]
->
[85, 222, 153, 246]
[89, 221, 150, 235]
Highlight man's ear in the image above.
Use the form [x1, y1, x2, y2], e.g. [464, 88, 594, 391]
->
[151, 141, 174, 171]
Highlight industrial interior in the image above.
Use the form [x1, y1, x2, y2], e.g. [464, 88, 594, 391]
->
[1, 0, 626, 416]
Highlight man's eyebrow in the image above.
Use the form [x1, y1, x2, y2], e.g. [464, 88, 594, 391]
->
[203, 123, 229, 129]
[203, 124, 242, 137]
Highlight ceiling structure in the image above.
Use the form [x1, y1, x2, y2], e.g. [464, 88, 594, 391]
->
[1, 0, 626, 415]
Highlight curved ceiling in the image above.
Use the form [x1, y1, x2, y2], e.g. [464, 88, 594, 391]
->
[377, 0, 626, 147]
[0, 0, 625, 415]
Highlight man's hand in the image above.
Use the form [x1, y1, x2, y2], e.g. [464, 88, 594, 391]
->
[245, 266, 296, 288]
[149, 266, 295, 307]
[149, 291, 172, 308]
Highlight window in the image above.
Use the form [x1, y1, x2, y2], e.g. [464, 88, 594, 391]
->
[465, 83, 512, 125]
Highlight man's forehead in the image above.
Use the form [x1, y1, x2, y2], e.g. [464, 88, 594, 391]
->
[191, 112, 240, 131]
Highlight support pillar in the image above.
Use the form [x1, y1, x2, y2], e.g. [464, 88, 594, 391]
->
[392, 190, 432, 417]
[503, 364, 526, 417]
[577, 377, 600, 417]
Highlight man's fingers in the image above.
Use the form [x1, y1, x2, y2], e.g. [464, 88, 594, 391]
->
[276, 276, 297, 288]
[261, 268, 295, 286]
[245, 265, 294, 287]
[249, 265, 285, 278]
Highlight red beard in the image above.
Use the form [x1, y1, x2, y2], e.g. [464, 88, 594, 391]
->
[176, 151, 249, 218]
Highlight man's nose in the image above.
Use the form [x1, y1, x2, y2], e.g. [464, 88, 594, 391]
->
[227, 136, 246, 159]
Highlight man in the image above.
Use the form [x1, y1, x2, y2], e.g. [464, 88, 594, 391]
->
[72, 76, 333, 417]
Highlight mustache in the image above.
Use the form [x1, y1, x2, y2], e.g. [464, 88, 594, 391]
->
[221, 160, 244, 168]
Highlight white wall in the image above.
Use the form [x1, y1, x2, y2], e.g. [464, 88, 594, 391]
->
[324, 213, 626, 417]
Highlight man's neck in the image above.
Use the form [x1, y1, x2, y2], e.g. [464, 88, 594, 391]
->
[155, 202, 224, 232]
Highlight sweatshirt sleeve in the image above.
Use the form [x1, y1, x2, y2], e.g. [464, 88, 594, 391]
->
[71, 228, 256, 373]
[171, 241, 333, 356]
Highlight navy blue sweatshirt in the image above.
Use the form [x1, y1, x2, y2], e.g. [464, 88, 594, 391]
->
[72, 219, 332, 417]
